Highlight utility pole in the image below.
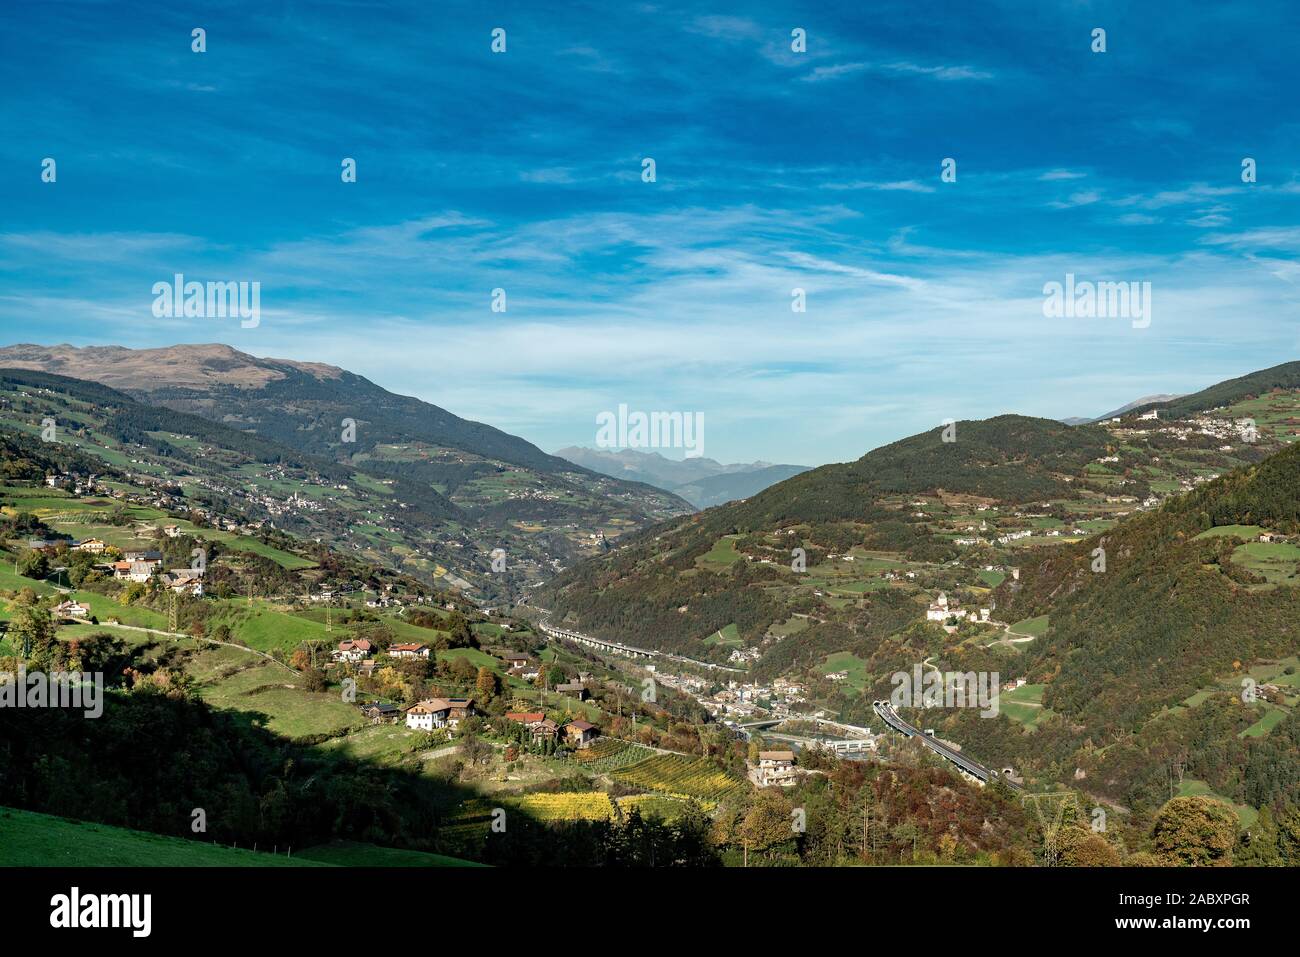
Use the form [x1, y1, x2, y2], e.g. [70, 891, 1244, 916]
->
[168, 591, 178, 632]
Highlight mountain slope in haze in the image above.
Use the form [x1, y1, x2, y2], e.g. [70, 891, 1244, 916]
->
[1091, 393, 1183, 422]
[0, 345, 692, 594]
[1127, 360, 1300, 422]
[1060, 393, 1183, 425]
[668, 464, 811, 509]
[555, 446, 809, 508]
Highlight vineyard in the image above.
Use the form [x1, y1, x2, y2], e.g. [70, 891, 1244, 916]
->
[617, 794, 695, 823]
[439, 791, 616, 849]
[572, 738, 657, 773]
[511, 792, 616, 822]
[610, 754, 745, 804]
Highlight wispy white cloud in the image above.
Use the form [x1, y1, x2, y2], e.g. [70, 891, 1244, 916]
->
[801, 59, 992, 83]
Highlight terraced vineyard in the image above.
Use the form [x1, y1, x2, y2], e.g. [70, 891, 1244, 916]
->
[437, 790, 618, 852]
[609, 754, 745, 804]
[572, 738, 657, 773]
[512, 792, 616, 822]
[617, 794, 695, 822]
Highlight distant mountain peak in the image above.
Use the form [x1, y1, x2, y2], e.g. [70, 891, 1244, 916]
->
[554, 445, 809, 508]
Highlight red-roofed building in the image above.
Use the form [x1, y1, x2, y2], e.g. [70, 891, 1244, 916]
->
[334, 638, 373, 663]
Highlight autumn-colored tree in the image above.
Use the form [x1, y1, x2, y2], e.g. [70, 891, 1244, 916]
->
[740, 789, 796, 854]
[1126, 851, 1161, 866]
[1057, 826, 1121, 866]
[1151, 796, 1237, 866]
[936, 832, 959, 861]
[10, 590, 55, 663]
[18, 549, 49, 580]
[475, 666, 501, 704]
[447, 656, 478, 684]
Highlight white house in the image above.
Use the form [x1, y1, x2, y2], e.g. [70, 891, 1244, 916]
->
[53, 600, 90, 619]
[404, 697, 474, 731]
[334, 638, 373, 663]
[754, 750, 799, 787]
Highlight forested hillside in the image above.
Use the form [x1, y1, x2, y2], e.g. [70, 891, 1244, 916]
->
[1000, 441, 1300, 731]
[545, 416, 1119, 652]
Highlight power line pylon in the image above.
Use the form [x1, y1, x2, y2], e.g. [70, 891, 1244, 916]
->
[1020, 791, 1082, 865]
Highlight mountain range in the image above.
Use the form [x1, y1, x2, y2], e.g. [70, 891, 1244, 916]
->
[542, 359, 1300, 811]
[0, 343, 691, 597]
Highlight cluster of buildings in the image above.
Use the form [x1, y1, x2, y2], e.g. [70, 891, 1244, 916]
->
[924, 592, 990, 625]
[502, 654, 541, 681]
[25, 537, 205, 596]
[355, 695, 602, 751]
[44, 472, 104, 496]
[505, 711, 598, 748]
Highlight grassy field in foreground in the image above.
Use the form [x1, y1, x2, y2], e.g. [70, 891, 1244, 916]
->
[0, 806, 324, 867]
[294, 840, 482, 867]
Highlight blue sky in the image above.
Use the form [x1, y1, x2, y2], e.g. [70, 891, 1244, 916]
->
[2, 1, 1298, 466]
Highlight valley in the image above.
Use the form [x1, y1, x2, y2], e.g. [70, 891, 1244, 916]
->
[2, 351, 1299, 868]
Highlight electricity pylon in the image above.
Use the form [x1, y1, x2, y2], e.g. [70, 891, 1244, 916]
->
[1021, 791, 1082, 865]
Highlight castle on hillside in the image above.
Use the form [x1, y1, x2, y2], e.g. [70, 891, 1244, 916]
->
[926, 591, 967, 622]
